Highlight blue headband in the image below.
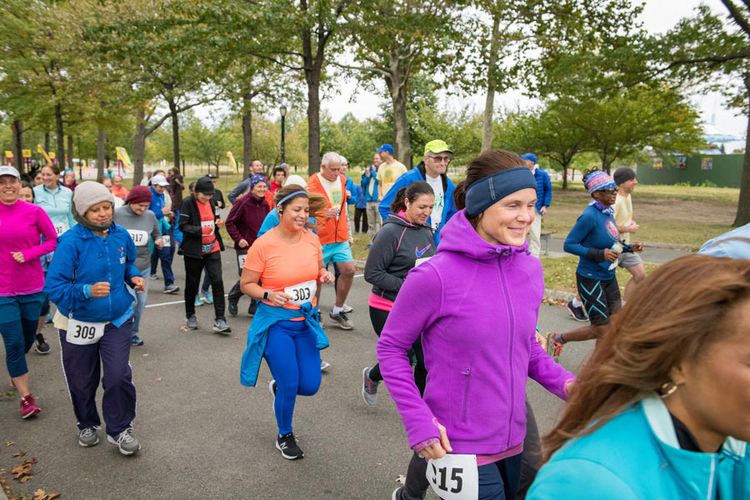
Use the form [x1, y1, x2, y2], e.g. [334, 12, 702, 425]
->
[465, 167, 536, 218]
[277, 190, 307, 208]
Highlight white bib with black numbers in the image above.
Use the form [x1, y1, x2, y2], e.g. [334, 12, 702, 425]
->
[127, 229, 148, 247]
[284, 280, 317, 306]
[426, 454, 478, 500]
[237, 253, 247, 269]
[66, 317, 105, 345]
[55, 222, 69, 236]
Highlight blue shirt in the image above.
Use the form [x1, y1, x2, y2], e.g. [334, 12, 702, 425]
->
[564, 203, 620, 280]
[534, 167, 552, 213]
[699, 223, 750, 259]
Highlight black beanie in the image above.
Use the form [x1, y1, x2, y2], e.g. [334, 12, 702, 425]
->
[194, 176, 215, 195]
[613, 167, 636, 186]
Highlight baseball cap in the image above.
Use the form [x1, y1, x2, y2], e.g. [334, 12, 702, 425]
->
[0, 166, 21, 179]
[424, 140, 453, 156]
[377, 144, 394, 155]
[520, 153, 537, 164]
[151, 174, 169, 187]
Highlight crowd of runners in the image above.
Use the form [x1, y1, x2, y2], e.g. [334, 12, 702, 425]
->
[1, 140, 749, 498]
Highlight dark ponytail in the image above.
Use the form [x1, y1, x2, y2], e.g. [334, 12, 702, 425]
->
[390, 181, 434, 213]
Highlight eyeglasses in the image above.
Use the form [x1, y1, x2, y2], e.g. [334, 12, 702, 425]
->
[428, 155, 452, 163]
[600, 188, 619, 195]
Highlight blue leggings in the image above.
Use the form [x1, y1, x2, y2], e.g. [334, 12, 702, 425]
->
[264, 320, 321, 436]
[0, 293, 44, 377]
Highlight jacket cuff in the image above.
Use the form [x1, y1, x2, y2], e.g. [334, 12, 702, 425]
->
[412, 437, 439, 454]
[83, 285, 92, 299]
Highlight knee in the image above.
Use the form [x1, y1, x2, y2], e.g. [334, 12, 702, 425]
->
[297, 377, 320, 396]
[340, 263, 355, 277]
[103, 365, 132, 390]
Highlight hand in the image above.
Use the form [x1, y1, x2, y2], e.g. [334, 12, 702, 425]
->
[238, 239, 249, 249]
[216, 218, 224, 228]
[603, 249, 619, 262]
[419, 422, 453, 461]
[155, 238, 164, 248]
[268, 291, 292, 306]
[131, 276, 145, 293]
[162, 207, 170, 215]
[318, 268, 334, 284]
[564, 379, 576, 398]
[90, 282, 111, 298]
[326, 207, 339, 219]
[626, 222, 640, 233]
[539, 207, 548, 216]
[632, 241, 644, 252]
[346, 190, 352, 198]
[11, 251, 25, 264]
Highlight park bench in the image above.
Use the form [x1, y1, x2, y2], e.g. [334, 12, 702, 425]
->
[541, 230, 556, 256]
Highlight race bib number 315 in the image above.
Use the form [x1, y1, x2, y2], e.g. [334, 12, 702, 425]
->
[284, 280, 317, 305]
[426, 454, 478, 500]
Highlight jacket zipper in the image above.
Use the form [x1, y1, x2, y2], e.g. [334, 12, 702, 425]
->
[105, 236, 112, 319]
[461, 368, 471, 423]
[498, 251, 515, 447]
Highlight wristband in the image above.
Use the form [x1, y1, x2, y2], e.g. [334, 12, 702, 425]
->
[263, 291, 269, 301]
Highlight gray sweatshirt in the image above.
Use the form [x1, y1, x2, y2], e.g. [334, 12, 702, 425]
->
[114, 205, 161, 272]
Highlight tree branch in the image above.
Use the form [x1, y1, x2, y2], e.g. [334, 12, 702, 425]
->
[331, 60, 390, 77]
[721, 0, 750, 36]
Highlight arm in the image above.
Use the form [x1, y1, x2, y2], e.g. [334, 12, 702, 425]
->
[123, 235, 141, 284]
[21, 208, 58, 261]
[44, 239, 90, 310]
[364, 227, 404, 292]
[543, 171, 552, 207]
[148, 213, 163, 246]
[379, 174, 409, 220]
[564, 213, 605, 262]
[528, 460, 639, 500]
[177, 199, 202, 236]
[228, 179, 250, 204]
[376, 265, 443, 450]
[225, 200, 244, 243]
[529, 329, 575, 399]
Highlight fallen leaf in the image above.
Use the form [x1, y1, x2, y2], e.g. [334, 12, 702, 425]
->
[4, 441, 14, 447]
[142, 353, 149, 357]
[395, 474, 406, 485]
[155, 377, 162, 382]
[12, 450, 26, 458]
[33, 488, 61, 500]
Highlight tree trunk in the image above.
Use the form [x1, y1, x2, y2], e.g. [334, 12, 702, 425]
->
[133, 107, 147, 185]
[562, 164, 569, 189]
[388, 68, 412, 168]
[167, 98, 181, 174]
[54, 103, 64, 169]
[242, 92, 253, 179]
[97, 126, 106, 181]
[481, 14, 501, 152]
[66, 135, 74, 170]
[11, 120, 23, 172]
[301, 4, 323, 176]
[734, 75, 750, 226]
[44, 131, 50, 156]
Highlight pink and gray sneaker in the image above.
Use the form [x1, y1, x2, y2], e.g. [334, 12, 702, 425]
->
[20, 394, 41, 419]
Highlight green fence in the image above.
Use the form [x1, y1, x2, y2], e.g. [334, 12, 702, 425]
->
[637, 154, 744, 187]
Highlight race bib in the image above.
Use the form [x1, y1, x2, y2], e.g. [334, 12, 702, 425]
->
[161, 235, 171, 247]
[426, 454, 478, 500]
[201, 220, 215, 233]
[415, 256, 433, 267]
[66, 317, 105, 346]
[284, 280, 317, 305]
[127, 229, 148, 247]
[238, 253, 247, 269]
[54, 223, 69, 236]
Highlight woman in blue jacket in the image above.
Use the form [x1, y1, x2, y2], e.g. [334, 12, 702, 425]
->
[529, 255, 750, 499]
[45, 182, 145, 456]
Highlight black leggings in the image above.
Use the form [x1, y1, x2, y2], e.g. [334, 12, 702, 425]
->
[354, 208, 368, 233]
[184, 252, 225, 319]
[367, 306, 426, 395]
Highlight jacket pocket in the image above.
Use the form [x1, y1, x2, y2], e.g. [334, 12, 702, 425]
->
[461, 368, 471, 424]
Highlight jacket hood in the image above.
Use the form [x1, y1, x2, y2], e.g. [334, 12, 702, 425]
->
[65, 220, 121, 240]
[437, 208, 530, 260]
[383, 212, 428, 230]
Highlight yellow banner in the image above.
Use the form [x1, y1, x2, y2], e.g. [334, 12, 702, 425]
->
[36, 144, 52, 164]
[226, 151, 237, 170]
[115, 147, 132, 168]
[4, 151, 13, 159]
[22, 149, 32, 158]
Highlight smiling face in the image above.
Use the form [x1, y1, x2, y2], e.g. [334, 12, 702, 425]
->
[280, 196, 309, 232]
[475, 188, 537, 247]
[41, 166, 59, 189]
[423, 153, 451, 178]
[63, 171, 76, 186]
[251, 160, 264, 174]
[251, 181, 268, 199]
[84, 200, 113, 226]
[19, 186, 33, 203]
[113, 175, 123, 187]
[0, 175, 20, 205]
[404, 193, 434, 226]
[592, 187, 618, 207]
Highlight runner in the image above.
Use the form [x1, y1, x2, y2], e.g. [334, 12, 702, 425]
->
[529, 256, 750, 498]
[613, 167, 646, 300]
[226, 174, 271, 317]
[362, 182, 435, 407]
[111, 175, 129, 200]
[179, 176, 231, 334]
[148, 174, 179, 294]
[699, 222, 750, 259]
[44, 182, 144, 455]
[376, 144, 407, 200]
[239, 185, 335, 460]
[547, 170, 644, 358]
[269, 166, 286, 194]
[521, 153, 552, 259]
[307, 152, 356, 330]
[361, 153, 382, 234]
[0, 166, 57, 418]
[114, 186, 163, 346]
[101, 177, 125, 208]
[378, 150, 575, 500]
[62, 169, 78, 191]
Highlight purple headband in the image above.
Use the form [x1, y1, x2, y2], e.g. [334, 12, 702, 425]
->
[583, 171, 617, 194]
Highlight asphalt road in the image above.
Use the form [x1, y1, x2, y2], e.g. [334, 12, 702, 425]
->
[0, 252, 596, 500]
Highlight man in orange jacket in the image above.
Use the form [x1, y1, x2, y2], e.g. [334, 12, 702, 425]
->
[307, 152, 355, 330]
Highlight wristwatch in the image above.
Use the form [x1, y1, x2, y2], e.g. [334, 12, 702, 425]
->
[263, 291, 269, 300]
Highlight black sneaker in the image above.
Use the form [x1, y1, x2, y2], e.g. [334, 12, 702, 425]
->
[34, 334, 50, 355]
[275, 432, 303, 460]
[228, 300, 238, 317]
[328, 311, 353, 330]
[565, 300, 588, 322]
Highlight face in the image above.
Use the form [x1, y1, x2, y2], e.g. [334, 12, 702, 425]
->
[279, 196, 309, 231]
[251, 161, 264, 174]
[251, 182, 267, 199]
[33, 172, 43, 186]
[274, 171, 285, 184]
[84, 201, 113, 226]
[113, 176, 123, 187]
[424, 153, 451, 177]
[592, 187, 618, 207]
[321, 161, 342, 182]
[195, 192, 213, 203]
[0, 175, 20, 205]
[19, 186, 33, 203]
[102, 179, 113, 191]
[405, 193, 434, 226]
[153, 184, 166, 194]
[380, 151, 393, 162]
[667, 297, 750, 447]
[525, 160, 535, 171]
[130, 201, 150, 216]
[41, 166, 58, 188]
[619, 178, 638, 194]
[475, 188, 537, 247]
[64, 171, 75, 185]
[373, 154, 383, 167]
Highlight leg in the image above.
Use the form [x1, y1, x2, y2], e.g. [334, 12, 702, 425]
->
[264, 322, 301, 436]
[366, 307, 390, 382]
[204, 252, 226, 320]
[183, 256, 205, 319]
[161, 240, 176, 287]
[59, 329, 103, 430]
[131, 271, 149, 338]
[527, 214, 542, 258]
[292, 327, 321, 397]
[497, 454, 523, 500]
[400, 453, 429, 500]
[201, 271, 210, 295]
[412, 337, 427, 396]
[99, 319, 137, 437]
[559, 274, 610, 343]
[517, 402, 542, 498]
[623, 262, 646, 302]
[366, 202, 377, 234]
[150, 247, 159, 276]
[334, 261, 355, 308]
[1, 320, 30, 395]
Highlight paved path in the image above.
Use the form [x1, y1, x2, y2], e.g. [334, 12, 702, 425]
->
[542, 236, 692, 263]
[1, 254, 599, 500]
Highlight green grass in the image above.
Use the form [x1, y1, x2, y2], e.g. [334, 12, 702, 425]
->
[540, 256, 660, 294]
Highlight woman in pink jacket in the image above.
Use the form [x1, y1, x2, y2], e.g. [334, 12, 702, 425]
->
[378, 151, 575, 500]
[0, 166, 57, 419]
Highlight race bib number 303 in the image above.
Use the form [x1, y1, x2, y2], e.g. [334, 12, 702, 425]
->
[284, 280, 317, 305]
[426, 454, 478, 500]
[66, 317, 105, 346]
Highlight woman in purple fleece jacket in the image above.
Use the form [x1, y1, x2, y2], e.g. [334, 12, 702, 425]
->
[378, 150, 575, 500]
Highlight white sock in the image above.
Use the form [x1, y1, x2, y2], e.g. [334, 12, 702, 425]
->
[332, 305, 343, 315]
[572, 298, 583, 307]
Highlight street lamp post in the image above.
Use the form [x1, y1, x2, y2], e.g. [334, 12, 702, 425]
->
[279, 105, 287, 164]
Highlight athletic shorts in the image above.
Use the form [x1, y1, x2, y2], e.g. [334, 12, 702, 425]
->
[322, 242, 352, 266]
[618, 252, 642, 269]
[575, 274, 621, 326]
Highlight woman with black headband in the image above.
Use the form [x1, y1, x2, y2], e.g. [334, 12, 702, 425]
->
[378, 150, 575, 500]
[239, 184, 334, 460]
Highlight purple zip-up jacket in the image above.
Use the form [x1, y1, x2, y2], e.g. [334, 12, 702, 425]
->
[377, 209, 574, 454]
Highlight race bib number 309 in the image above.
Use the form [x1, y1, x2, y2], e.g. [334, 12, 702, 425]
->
[426, 454, 478, 500]
[284, 280, 317, 305]
[66, 318, 105, 346]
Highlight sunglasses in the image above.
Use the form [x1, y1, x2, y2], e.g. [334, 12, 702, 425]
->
[428, 155, 452, 163]
[599, 188, 619, 195]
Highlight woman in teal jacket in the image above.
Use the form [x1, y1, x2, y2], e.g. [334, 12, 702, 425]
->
[529, 255, 750, 499]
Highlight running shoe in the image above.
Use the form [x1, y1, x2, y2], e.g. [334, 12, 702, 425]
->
[20, 394, 41, 419]
[131, 335, 144, 346]
[342, 304, 353, 314]
[276, 432, 303, 460]
[78, 427, 100, 447]
[213, 318, 231, 334]
[150, 274, 159, 280]
[107, 428, 141, 456]
[163, 284, 180, 294]
[545, 333, 564, 362]
[320, 359, 331, 372]
[391, 487, 404, 500]
[328, 311, 353, 330]
[565, 300, 588, 322]
[201, 290, 214, 304]
[194, 295, 205, 307]
[186, 315, 199, 330]
[34, 334, 50, 355]
[228, 300, 238, 317]
[362, 367, 379, 407]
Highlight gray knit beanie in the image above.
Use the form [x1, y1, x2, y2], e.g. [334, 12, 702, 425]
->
[73, 181, 114, 216]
